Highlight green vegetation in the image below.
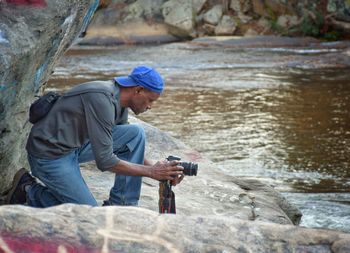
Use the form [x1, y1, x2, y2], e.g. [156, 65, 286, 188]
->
[270, 10, 340, 41]
[299, 12, 323, 37]
[323, 30, 340, 41]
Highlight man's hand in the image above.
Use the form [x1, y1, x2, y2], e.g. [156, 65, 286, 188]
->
[149, 160, 184, 181]
[171, 174, 185, 186]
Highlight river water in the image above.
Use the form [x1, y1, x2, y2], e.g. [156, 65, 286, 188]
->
[48, 42, 350, 233]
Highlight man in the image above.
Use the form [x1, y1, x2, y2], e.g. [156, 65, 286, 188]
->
[4, 65, 184, 207]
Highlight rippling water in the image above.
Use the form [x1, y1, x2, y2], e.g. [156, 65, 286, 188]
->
[48, 43, 350, 232]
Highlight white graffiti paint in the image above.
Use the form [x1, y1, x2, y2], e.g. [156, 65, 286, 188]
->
[0, 30, 9, 44]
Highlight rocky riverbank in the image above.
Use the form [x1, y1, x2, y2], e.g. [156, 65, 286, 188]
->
[80, 0, 350, 45]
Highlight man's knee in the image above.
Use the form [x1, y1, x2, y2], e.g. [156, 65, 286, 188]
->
[112, 124, 146, 152]
[127, 124, 145, 140]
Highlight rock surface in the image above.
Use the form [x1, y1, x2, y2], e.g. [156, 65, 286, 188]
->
[162, 0, 196, 38]
[0, 204, 349, 252]
[80, 117, 302, 226]
[0, 0, 99, 192]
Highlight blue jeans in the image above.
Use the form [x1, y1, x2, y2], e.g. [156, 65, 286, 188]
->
[27, 124, 145, 207]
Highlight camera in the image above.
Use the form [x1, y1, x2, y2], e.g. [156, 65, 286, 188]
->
[166, 155, 198, 176]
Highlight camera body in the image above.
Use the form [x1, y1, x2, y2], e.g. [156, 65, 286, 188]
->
[166, 155, 198, 176]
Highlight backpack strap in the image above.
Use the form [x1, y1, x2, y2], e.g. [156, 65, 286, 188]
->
[63, 80, 118, 98]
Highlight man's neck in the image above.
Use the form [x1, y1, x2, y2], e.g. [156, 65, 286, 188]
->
[118, 86, 130, 108]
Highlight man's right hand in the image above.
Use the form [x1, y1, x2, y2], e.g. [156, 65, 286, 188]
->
[149, 160, 184, 181]
[109, 159, 183, 181]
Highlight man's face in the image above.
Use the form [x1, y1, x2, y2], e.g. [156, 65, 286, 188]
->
[130, 87, 160, 115]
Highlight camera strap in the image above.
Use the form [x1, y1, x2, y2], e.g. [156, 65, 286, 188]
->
[159, 181, 176, 214]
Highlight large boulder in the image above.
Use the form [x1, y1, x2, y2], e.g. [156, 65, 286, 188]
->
[0, 204, 349, 252]
[0, 0, 99, 193]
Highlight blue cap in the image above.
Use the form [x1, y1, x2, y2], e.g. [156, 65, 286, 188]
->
[114, 66, 164, 94]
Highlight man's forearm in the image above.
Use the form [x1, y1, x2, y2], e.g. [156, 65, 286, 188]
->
[109, 160, 151, 177]
[108, 159, 184, 181]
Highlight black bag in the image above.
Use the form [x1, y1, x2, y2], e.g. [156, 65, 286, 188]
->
[29, 91, 61, 124]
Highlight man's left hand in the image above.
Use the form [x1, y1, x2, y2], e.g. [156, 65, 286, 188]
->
[171, 174, 184, 186]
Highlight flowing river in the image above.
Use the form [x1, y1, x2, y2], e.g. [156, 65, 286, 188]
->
[47, 41, 350, 232]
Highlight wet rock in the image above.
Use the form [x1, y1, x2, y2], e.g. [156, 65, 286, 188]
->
[0, 0, 99, 193]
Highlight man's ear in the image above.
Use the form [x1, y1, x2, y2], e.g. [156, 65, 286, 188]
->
[135, 86, 144, 94]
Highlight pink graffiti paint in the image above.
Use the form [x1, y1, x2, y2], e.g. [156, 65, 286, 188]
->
[5, 0, 46, 7]
[0, 233, 102, 253]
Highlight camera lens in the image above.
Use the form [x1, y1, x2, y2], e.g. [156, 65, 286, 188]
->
[180, 162, 198, 176]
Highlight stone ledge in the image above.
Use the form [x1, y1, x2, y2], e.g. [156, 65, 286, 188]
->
[0, 204, 348, 252]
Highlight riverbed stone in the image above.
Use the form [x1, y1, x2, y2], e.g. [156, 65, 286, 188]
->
[0, 0, 99, 193]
